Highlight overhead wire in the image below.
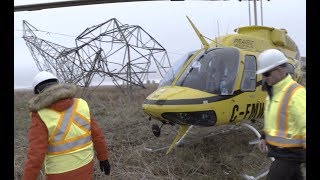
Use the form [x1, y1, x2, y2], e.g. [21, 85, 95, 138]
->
[15, 29, 78, 38]
[15, 29, 186, 57]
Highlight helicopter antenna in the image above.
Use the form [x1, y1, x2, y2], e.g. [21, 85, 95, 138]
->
[225, 23, 229, 35]
[260, 0, 264, 25]
[253, 0, 258, 25]
[248, 0, 251, 26]
[215, 37, 218, 47]
[217, 20, 220, 39]
[240, 0, 269, 26]
[203, 35, 224, 47]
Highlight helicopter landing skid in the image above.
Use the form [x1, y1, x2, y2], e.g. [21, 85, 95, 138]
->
[143, 145, 171, 152]
[143, 138, 192, 152]
[144, 124, 247, 153]
[242, 170, 269, 180]
[240, 122, 274, 180]
[143, 125, 194, 153]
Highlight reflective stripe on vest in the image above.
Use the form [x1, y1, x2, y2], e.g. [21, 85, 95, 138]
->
[266, 82, 304, 147]
[276, 82, 301, 137]
[265, 134, 304, 147]
[48, 98, 92, 154]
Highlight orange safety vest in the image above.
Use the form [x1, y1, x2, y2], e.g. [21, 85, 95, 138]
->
[38, 98, 94, 174]
[263, 77, 306, 148]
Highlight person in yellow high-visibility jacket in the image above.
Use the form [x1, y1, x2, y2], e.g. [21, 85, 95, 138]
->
[23, 71, 111, 180]
[256, 49, 306, 180]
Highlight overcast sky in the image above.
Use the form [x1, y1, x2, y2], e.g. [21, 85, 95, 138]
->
[14, 0, 306, 89]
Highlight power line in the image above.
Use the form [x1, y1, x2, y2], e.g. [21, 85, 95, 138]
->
[15, 29, 78, 38]
[16, 28, 185, 56]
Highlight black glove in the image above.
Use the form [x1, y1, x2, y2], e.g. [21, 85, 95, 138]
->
[100, 160, 111, 175]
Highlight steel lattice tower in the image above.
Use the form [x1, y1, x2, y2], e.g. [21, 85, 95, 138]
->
[22, 18, 171, 97]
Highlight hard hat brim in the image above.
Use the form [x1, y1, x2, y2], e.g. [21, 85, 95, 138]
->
[256, 60, 287, 74]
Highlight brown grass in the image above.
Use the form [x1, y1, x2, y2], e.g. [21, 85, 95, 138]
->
[14, 84, 271, 180]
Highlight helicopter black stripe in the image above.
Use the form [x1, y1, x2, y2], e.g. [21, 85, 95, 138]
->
[143, 80, 263, 105]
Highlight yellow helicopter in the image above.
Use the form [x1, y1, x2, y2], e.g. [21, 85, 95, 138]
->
[142, 16, 303, 155]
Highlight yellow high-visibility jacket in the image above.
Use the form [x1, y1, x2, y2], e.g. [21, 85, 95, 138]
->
[38, 98, 94, 174]
[263, 75, 306, 148]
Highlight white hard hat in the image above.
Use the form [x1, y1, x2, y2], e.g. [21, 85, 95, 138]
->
[32, 71, 58, 90]
[256, 49, 288, 74]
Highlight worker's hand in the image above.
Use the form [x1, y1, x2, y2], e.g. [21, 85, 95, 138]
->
[258, 139, 268, 153]
[100, 160, 111, 175]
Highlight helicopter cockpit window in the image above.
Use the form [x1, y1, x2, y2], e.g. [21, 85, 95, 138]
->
[176, 47, 240, 95]
[240, 55, 257, 91]
[159, 50, 197, 87]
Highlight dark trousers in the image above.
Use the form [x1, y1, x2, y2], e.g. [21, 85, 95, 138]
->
[267, 158, 303, 180]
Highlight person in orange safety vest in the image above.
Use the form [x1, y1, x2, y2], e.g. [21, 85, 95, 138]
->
[23, 71, 111, 180]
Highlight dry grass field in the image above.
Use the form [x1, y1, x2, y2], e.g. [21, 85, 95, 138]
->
[14, 84, 273, 180]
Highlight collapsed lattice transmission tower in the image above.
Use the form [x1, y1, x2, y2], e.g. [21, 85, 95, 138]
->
[22, 18, 171, 97]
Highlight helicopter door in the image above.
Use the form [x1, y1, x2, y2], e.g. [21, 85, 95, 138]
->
[240, 55, 262, 120]
[240, 55, 257, 92]
[230, 55, 258, 122]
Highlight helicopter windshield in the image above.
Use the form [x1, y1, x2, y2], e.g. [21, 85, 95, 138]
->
[176, 47, 240, 95]
[159, 50, 196, 87]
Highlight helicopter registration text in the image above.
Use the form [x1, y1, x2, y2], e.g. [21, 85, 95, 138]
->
[230, 102, 264, 122]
